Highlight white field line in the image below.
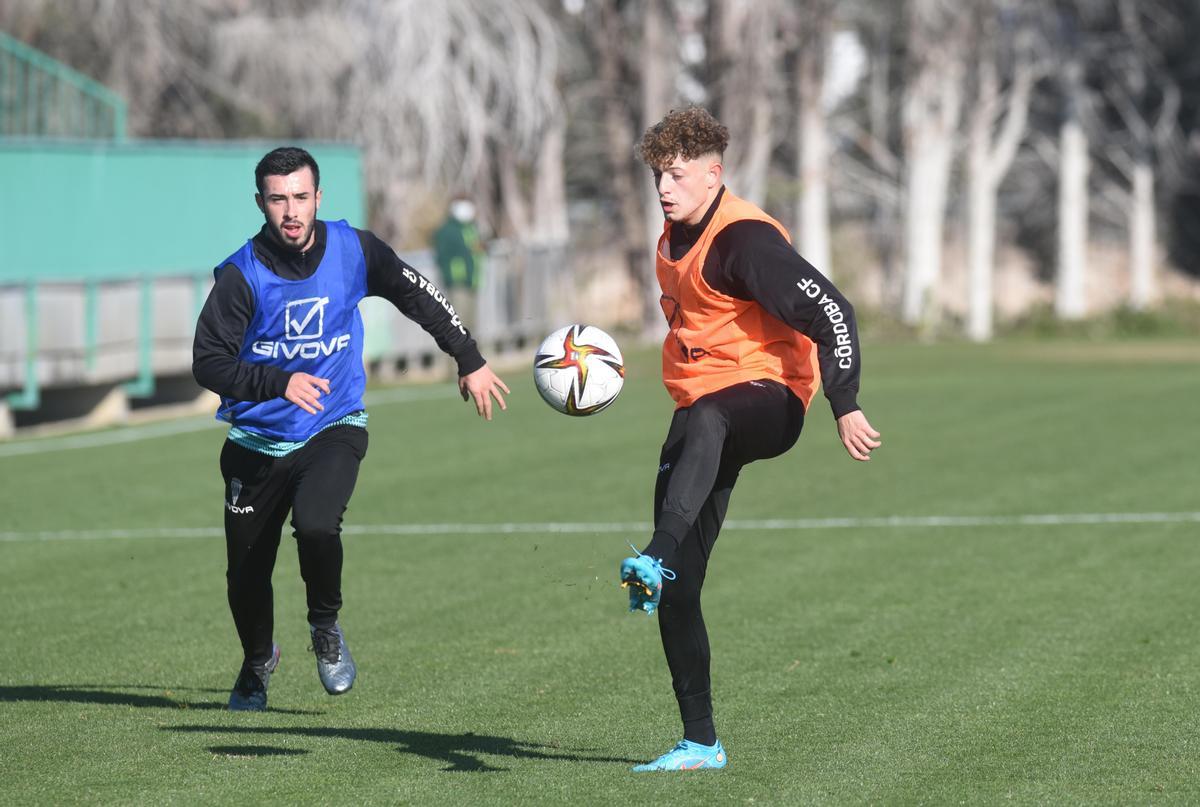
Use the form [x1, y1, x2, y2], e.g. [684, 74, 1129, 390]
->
[2, 512, 1198, 543]
[0, 417, 221, 457]
[0, 385, 459, 459]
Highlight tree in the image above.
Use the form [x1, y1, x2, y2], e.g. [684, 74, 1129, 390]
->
[3, 0, 569, 247]
[0, 0, 263, 138]
[638, 0, 677, 326]
[212, 0, 566, 245]
[786, 0, 836, 277]
[963, 0, 1039, 341]
[833, 3, 906, 307]
[704, 0, 783, 207]
[1103, 0, 1182, 310]
[901, 0, 967, 330]
[1056, 53, 1090, 320]
[567, 0, 682, 332]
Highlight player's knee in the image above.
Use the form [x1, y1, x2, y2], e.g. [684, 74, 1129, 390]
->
[686, 398, 727, 436]
[292, 518, 342, 545]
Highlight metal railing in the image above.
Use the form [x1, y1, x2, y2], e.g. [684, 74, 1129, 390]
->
[0, 30, 126, 140]
[0, 241, 572, 417]
[0, 275, 198, 409]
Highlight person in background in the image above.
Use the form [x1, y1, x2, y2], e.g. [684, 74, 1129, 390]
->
[432, 196, 486, 330]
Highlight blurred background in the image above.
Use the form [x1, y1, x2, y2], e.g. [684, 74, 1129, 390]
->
[1, 0, 1198, 436]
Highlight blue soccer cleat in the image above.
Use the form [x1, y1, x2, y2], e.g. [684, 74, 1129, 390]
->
[632, 739, 728, 772]
[619, 546, 676, 615]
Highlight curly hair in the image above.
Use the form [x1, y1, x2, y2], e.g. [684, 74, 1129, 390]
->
[636, 107, 729, 170]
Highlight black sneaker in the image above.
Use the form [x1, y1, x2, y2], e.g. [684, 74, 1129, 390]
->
[310, 622, 356, 695]
[228, 643, 280, 712]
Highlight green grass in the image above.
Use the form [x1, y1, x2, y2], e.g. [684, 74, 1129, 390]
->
[1, 338, 1199, 804]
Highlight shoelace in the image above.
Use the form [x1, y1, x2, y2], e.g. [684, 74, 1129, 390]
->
[652, 741, 695, 764]
[310, 629, 341, 663]
[627, 543, 677, 581]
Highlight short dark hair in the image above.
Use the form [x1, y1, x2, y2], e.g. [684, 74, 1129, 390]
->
[637, 107, 729, 171]
[255, 147, 320, 194]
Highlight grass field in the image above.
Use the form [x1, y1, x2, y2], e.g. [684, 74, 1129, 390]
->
[1, 338, 1199, 804]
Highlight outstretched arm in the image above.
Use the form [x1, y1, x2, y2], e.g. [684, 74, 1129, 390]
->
[359, 228, 508, 420]
[359, 228, 487, 379]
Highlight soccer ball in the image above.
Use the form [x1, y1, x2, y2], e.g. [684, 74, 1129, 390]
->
[533, 324, 625, 416]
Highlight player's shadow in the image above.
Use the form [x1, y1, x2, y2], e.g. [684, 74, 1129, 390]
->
[168, 724, 640, 772]
[0, 684, 320, 715]
[208, 745, 308, 757]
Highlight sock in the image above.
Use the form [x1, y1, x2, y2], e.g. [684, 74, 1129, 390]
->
[641, 532, 677, 565]
[679, 690, 717, 745]
[641, 512, 691, 564]
[683, 716, 717, 746]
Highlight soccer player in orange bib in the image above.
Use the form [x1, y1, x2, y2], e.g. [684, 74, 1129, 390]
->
[620, 108, 881, 772]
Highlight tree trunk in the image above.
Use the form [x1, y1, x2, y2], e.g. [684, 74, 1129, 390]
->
[531, 113, 569, 245]
[639, 0, 673, 332]
[497, 142, 531, 241]
[1129, 159, 1155, 310]
[592, 3, 655, 330]
[867, 26, 900, 306]
[965, 38, 1034, 343]
[966, 116, 996, 342]
[795, 9, 832, 276]
[707, 0, 776, 206]
[902, 125, 955, 328]
[1056, 114, 1088, 320]
[902, 62, 961, 330]
[736, 3, 775, 206]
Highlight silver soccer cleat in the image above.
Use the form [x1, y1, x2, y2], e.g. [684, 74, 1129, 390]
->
[309, 622, 356, 695]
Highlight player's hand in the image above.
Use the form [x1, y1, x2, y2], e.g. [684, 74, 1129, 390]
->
[837, 409, 881, 461]
[459, 363, 510, 421]
[285, 372, 331, 414]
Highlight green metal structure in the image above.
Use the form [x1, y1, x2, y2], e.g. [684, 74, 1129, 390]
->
[0, 32, 367, 415]
[0, 141, 366, 410]
[0, 140, 366, 281]
[0, 30, 126, 140]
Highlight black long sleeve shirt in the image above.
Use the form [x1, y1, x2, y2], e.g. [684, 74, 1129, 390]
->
[193, 220, 485, 403]
[668, 187, 862, 418]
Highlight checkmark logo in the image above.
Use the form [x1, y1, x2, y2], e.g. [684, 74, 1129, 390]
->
[285, 297, 329, 340]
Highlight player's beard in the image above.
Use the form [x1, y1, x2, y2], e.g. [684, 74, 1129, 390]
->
[268, 216, 313, 252]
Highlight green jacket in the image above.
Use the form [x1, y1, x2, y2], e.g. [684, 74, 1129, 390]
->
[432, 217, 485, 289]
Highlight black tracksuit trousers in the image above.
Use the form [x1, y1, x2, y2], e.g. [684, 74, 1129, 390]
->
[644, 379, 805, 744]
[219, 425, 368, 668]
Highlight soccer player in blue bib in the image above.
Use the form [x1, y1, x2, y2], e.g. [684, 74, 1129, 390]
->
[193, 147, 509, 711]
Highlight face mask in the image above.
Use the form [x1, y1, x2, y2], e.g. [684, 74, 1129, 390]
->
[450, 200, 476, 223]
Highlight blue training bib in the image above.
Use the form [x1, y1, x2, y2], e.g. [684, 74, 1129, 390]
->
[215, 220, 368, 442]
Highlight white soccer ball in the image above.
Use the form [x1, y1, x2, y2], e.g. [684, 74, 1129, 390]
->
[533, 324, 625, 416]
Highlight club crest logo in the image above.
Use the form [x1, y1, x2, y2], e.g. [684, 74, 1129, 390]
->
[226, 477, 253, 514]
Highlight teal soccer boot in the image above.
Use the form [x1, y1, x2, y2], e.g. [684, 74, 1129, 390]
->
[633, 739, 728, 772]
[619, 547, 676, 615]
